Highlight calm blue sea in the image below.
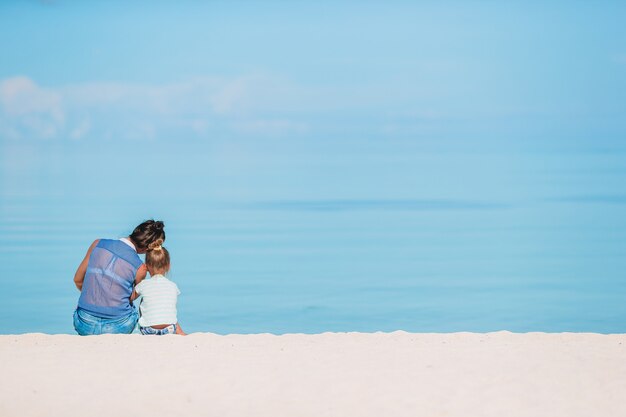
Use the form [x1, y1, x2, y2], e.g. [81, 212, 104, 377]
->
[1, 138, 625, 334]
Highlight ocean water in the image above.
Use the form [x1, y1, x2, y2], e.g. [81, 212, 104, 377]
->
[1, 139, 625, 334]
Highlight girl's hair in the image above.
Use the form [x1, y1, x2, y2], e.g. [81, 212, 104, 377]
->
[145, 238, 170, 272]
[129, 220, 165, 251]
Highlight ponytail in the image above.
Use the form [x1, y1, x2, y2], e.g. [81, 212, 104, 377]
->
[145, 242, 170, 273]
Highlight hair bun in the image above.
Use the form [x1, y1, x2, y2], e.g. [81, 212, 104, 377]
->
[130, 219, 165, 251]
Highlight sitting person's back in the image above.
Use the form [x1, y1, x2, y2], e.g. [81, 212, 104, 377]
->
[132, 240, 186, 335]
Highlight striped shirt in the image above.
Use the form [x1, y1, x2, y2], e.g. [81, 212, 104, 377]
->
[135, 274, 180, 327]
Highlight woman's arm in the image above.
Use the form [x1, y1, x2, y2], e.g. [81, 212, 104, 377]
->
[134, 264, 147, 285]
[73, 239, 99, 291]
[130, 265, 147, 302]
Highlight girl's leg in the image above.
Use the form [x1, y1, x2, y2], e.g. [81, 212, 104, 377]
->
[175, 322, 187, 335]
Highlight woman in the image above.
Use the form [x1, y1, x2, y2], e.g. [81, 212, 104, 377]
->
[72, 220, 165, 335]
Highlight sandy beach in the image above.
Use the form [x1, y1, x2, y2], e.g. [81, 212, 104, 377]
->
[1, 331, 626, 417]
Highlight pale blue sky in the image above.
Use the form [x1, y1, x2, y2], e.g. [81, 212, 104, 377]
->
[1, 1, 625, 203]
[1, 1, 625, 144]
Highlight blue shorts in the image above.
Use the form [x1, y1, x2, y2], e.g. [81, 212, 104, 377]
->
[140, 324, 177, 335]
[73, 308, 138, 335]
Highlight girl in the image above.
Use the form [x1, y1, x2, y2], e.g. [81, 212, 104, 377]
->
[73, 220, 165, 335]
[132, 239, 186, 335]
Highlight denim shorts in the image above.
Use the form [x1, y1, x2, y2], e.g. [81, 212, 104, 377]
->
[73, 308, 138, 336]
[140, 324, 177, 335]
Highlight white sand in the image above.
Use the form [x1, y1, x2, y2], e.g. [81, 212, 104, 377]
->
[1, 331, 626, 417]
